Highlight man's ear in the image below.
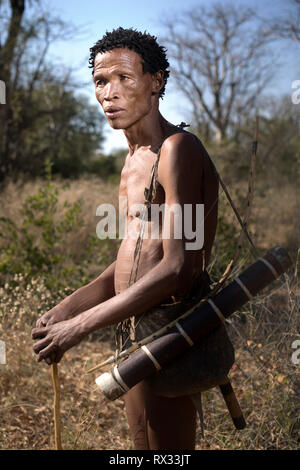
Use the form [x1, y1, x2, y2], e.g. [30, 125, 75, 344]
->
[151, 70, 165, 95]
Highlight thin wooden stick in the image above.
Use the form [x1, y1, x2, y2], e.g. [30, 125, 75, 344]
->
[51, 363, 62, 450]
[219, 377, 246, 430]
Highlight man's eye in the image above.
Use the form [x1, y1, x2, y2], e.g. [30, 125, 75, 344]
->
[96, 79, 105, 86]
[120, 75, 128, 81]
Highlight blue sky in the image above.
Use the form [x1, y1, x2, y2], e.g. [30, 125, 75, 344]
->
[40, 0, 299, 153]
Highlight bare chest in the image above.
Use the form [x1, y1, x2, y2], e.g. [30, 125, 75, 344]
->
[119, 149, 164, 217]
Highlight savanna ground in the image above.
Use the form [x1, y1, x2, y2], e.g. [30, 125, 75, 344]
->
[0, 174, 299, 450]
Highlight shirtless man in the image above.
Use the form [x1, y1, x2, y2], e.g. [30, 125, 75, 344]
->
[32, 27, 221, 450]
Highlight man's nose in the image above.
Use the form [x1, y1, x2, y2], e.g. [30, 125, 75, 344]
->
[104, 81, 119, 101]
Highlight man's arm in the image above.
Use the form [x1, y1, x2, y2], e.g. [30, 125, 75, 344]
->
[36, 261, 116, 327]
[57, 260, 116, 317]
[32, 133, 204, 362]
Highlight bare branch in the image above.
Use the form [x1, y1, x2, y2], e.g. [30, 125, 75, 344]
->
[160, 2, 277, 139]
[264, 0, 300, 42]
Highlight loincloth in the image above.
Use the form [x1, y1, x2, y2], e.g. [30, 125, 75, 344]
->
[128, 272, 235, 398]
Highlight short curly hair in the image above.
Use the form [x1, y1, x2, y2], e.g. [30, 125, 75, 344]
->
[89, 27, 170, 99]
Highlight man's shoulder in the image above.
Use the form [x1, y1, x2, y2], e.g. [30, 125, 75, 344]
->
[158, 130, 218, 192]
[159, 130, 208, 169]
[162, 130, 200, 149]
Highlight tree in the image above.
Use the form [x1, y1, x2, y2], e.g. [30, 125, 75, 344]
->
[161, 2, 275, 141]
[254, 95, 300, 184]
[18, 84, 104, 178]
[0, 0, 25, 179]
[265, 0, 300, 42]
[0, 0, 105, 182]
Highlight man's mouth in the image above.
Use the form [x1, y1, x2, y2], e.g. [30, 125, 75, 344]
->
[104, 107, 124, 118]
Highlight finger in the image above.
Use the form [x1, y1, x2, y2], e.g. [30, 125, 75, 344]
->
[33, 337, 51, 354]
[44, 358, 52, 365]
[53, 350, 64, 364]
[36, 319, 47, 328]
[32, 327, 48, 340]
[46, 352, 57, 365]
[37, 342, 57, 362]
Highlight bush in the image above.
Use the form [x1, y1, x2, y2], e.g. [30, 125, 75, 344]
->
[0, 162, 94, 290]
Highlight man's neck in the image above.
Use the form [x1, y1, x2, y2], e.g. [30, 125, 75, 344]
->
[124, 110, 169, 156]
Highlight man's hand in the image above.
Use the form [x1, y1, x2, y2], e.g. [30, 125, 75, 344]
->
[32, 318, 83, 364]
[35, 305, 73, 329]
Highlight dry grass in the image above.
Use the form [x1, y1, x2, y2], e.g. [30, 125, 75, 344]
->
[0, 271, 299, 450]
[253, 185, 300, 253]
[1, 175, 119, 217]
[0, 176, 299, 450]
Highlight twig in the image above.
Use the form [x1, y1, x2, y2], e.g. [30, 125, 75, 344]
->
[51, 363, 62, 450]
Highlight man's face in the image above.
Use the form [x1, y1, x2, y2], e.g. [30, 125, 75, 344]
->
[93, 48, 158, 130]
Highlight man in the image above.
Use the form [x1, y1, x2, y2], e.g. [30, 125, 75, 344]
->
[32, 27, 233, 449]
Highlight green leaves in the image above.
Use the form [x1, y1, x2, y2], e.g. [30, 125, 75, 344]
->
[0, 164, 84, 288]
